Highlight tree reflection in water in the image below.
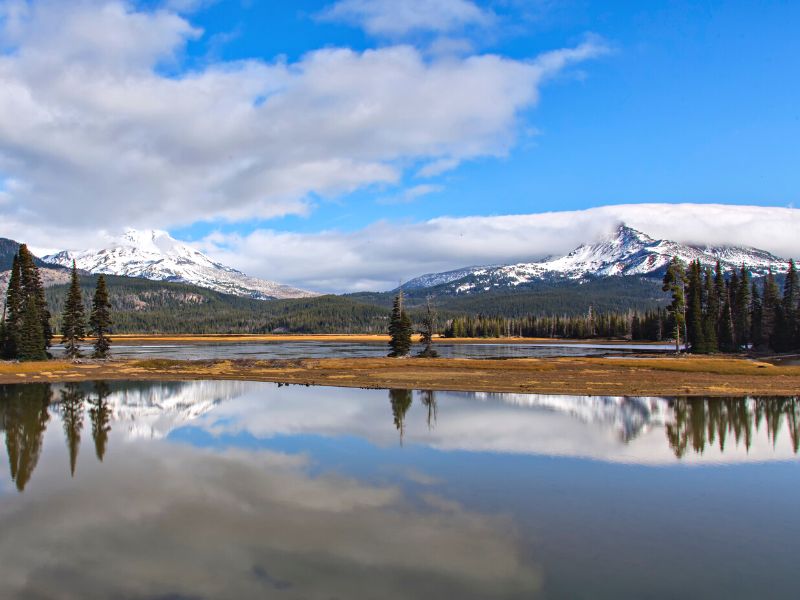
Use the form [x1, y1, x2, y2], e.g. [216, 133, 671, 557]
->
[89, 382, 112, 462]
[667, 397, 800, 458]
[419, 390, 437, 430]
[0, 384, 51, 492]
[59, 383, 86, 477]
[389, 389, 413, 445]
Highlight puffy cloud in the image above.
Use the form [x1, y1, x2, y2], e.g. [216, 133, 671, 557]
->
[197, 203, 800, 292]
[320, 0, 494, 36]
[0, 0, 605, 239]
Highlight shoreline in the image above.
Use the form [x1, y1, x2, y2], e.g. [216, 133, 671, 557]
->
[103, 333, 672, 346]
[1, 356, 799, 396]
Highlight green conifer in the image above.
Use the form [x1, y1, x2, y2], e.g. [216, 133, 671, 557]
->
[17, 245, 52, 350]
[89, 276, 113, 359]
[702, 268, 719, 352]
[781, 259, 799, 351]
[750, 280, 763, 348]
[61, 261, 86, 359]
[734, 266, 751, 349]
[761, 269, 780, 349]
[2, 254, 23, 359]
[388, 290, 413, 357]
[719, 286, 736, 352]
[18, 296, 47, 361]
[686, 260, 706, 353]
[662, 257, 687, 352]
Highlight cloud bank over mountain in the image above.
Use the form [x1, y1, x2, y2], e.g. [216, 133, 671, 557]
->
[196, 203, 800, 292]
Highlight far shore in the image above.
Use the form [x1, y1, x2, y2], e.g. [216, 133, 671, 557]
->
[2, 356, 799, 396]
[103, 333, 672, 346]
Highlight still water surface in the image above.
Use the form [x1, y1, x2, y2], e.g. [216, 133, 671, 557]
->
[51, 340, 675, 360]
[0, 381, 798, 599]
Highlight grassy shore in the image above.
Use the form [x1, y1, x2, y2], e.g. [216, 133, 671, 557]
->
[1, 356, 798, 396]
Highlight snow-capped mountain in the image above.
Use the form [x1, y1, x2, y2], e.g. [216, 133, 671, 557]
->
[44, 229, 317, 300]
[403, 224, 790, 293]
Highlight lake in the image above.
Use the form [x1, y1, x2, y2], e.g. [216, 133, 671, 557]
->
[0, 381, 798, 599]
[50, 339, 677, 360]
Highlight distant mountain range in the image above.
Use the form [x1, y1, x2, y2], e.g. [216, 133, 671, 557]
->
[43, 229, 316, 301]
[403, 224, 790, 294]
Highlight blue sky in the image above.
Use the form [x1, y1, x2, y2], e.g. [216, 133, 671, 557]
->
[1, 0, 799, 290]
[168, 0, 800, 239]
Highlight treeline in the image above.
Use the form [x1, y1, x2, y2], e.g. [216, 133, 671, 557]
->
[681, 260, 799, 354]
[1, 246, 111, 361]
[443, 309, 671, 341]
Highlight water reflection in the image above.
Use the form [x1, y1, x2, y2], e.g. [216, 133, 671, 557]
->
[389, 389, 413, 444]
[89, 382, 112, 462]
[0, 384, 50, 491]
[667, 397, 800, 458]
[1, 383, 798, 492]
[0, 382, 798, 599]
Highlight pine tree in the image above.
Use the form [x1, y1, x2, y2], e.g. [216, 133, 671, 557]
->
[750, 280, 763, 349]
[61, 261, 86, 359]
[686, 260, 706, 353]
[761, 269, 780, 349]
[89, 275, 113, 359]
[662, 257, 687, 352]
[734, 266, 751, 349]
[387, 291, 412, 357]
[18, 296, 47, 361]
[719, 285, 736, 352]
[2, 254, 23, 359]
[17, 245, 52, 350]
[781, 259, 799, 351]
[416, 297, 438, 358]
[702, 268, 719, 352]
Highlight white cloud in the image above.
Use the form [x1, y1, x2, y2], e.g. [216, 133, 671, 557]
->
[376, 183, 443, 205]
[0, 0, 605, 237]
[196, 203, 800, 293]
[320, 0, 494, 37]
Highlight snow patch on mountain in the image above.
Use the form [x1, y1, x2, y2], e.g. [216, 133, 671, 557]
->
[44, 229, 317, 300]
[403, 224, 790, 292]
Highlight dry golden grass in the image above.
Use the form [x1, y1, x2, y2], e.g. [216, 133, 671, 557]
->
[1, 355, 798, 396]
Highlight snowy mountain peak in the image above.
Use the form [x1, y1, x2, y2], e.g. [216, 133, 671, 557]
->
[403, 223, 790, 293]
[43, 230, 317, 300]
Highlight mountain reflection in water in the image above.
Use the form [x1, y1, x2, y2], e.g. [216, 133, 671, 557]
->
[0, 382, 797, 492]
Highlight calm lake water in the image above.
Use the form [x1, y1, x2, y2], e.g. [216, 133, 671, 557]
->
[51, 340, 676, 360]
[1, 382, 798, 599]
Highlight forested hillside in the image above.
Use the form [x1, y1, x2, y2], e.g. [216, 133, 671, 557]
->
[45, 274, 389, 334]
[351, 276, 668, 316]
[43, 273, 669, 334]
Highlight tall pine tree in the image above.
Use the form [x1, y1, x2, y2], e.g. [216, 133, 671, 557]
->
[2, 254, 23, 359]
[61, 261, 86, 359]
[18, 296, 47, 361]
[18, 245, 52, 351]
[388, 290, 413, 357]
[686, 260, 706, 353]
[662, 257, 686, 352]
[734, 265, 751, 349]
[750, 280, 763, 349]
[89, 275, 113, 359]
[781, 259, 799, 351]
[702, 268, 719, 352]
[761, 269, 780, 349]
